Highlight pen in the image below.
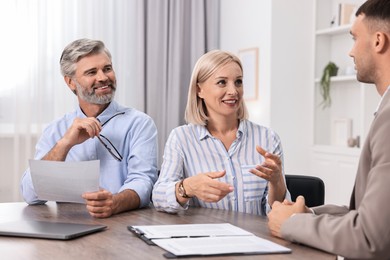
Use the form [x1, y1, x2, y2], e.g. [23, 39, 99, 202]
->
[170, 235, 209, 238]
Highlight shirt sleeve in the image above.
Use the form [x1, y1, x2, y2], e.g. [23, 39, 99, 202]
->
[119, 115, 158, 208]
[20, 127, 54, 205]
[265, 130, 291, 214]
[152, 129, 187, 213]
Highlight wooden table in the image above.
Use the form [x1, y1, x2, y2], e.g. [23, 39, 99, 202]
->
[0, 202, 336, 259]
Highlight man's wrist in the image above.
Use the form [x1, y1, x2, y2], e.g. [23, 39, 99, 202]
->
[55, 138, 73, 155]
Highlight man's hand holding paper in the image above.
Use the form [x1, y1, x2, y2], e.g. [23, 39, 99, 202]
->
[29, 160, 100, 204]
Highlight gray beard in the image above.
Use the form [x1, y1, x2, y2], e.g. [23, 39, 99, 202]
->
[75, 82, 115, 105]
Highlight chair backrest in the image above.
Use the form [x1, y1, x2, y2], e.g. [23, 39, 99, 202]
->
[285, 174, 325, 207]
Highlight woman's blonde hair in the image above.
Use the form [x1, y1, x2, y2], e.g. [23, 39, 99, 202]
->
[184, 50, 249, 125]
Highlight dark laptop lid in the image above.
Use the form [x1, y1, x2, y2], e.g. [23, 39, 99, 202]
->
[0, 220, 107, 240]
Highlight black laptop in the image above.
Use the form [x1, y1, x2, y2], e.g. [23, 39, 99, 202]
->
[0, 220, 107, 240]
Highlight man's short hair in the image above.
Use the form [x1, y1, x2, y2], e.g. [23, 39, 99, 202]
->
[59, 38, 112, 77]
[356, 0, 390, 33]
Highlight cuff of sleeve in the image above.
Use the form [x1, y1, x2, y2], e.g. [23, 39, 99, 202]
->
[167, 181, 190, 210]
[119, 181, 152, 208]
[154, 182, 190, 213]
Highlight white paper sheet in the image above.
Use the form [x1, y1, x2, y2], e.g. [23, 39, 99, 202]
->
[131, 223, 253, 239]
[153, 235, 291, 256]
[29, 160, 100, 204]
[130, 223, 291, 256]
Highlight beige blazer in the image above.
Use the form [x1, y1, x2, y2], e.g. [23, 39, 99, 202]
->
[281, 89, 390, 259]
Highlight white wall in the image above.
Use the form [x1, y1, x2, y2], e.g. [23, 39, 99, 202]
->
[220, 0, 314, 175]
[270, 0, 314, 174]
[220, 0, 272, 126]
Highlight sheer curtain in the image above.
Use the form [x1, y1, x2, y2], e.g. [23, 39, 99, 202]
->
[0, 0, 138, 202]
[139, 0, 220, 166]
[0, 0, 219, 202]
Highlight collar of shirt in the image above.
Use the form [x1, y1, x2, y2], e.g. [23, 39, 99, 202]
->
[196, 120, 246, 141]
[374, 85, 390, 116]
[75, 101, 123, 120]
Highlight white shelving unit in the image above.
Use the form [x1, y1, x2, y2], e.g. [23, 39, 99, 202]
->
[316, 24, 350, 36]
[310, 0, 380, 205]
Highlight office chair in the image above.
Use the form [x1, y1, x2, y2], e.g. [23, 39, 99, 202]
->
[285, 174, 325, 207]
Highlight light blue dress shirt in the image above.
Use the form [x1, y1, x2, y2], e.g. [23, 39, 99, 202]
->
[152, 120, 290, 215]
[21, 101, 158, 207]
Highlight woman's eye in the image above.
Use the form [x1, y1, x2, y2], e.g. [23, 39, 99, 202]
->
[217, 80, 226, 86]
[235, 79, 243, 86]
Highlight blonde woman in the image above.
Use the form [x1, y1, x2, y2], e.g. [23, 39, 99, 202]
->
[153, 50, 290, 215]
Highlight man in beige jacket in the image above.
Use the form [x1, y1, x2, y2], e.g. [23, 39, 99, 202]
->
[268, 0, 390, 259]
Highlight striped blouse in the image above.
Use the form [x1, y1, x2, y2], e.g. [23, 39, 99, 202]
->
[152, 120, 290, 216]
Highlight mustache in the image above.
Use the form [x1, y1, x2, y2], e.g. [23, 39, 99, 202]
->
[92, 81, 116, 90]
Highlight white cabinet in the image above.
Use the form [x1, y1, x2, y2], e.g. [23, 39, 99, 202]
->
[311, 146, 359, 205]
[310, 0, 380, 205]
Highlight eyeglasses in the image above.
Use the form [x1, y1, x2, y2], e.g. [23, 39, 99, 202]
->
[96, 112, 125, 161]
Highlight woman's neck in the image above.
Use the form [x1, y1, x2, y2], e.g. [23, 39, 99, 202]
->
[207, 117, 239, 135]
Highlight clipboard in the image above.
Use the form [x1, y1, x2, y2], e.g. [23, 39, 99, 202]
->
[128, 223, 253, 243]
[127, 223, 291, 258]
[127, 226, 156, 245]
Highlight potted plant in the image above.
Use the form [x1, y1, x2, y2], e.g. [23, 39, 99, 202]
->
[320, 61, 339, 108]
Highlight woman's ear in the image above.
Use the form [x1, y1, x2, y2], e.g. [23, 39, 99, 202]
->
[197, 83, 203, 99]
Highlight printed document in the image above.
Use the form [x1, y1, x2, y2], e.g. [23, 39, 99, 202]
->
[29, 160, 100, 203]
[153, 235, 291, 256]
[129, 223, 291, 256]
[130, 223, 252, 239]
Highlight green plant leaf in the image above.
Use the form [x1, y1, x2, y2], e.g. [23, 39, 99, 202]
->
[319, 61, 338, 109]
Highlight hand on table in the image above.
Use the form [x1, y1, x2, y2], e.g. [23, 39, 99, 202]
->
[268, 196, 308, 238]
[83, 189, 115, 218]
